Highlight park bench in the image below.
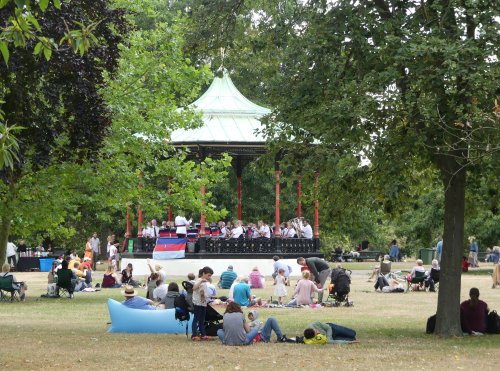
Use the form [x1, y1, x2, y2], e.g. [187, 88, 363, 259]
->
[356, 251, 381, 262]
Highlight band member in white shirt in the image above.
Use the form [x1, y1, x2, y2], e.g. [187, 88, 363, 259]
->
[175, 213, 192, 238]
[230, 220, 244, 239]
[257, 220, 271, 239]
[218, 221, 228, 238]
[285, 221, 296, 238]
[302, 219, 313, 239]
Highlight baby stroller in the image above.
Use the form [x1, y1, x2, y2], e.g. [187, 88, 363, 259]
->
[204, 304, 224, 336]
[327, 268, 353, 307]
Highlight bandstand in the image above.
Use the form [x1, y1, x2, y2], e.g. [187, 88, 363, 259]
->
[122, 71, 322, 276]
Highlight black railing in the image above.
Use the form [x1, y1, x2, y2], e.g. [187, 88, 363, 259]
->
[126, 236, 320, 256]
[202, 237, 319, 254]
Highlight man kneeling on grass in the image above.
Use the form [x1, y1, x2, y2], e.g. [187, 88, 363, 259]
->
[303, 321, 358, 344]
[122, 285, 157, 310]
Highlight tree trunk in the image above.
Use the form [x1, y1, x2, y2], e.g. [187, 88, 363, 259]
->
[434, 156, 466, 337]
[0, 178, 16, 264]
[0, 215, 11, 265]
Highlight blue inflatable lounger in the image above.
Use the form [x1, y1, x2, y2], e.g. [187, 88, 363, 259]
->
[107, 298, 193, 333]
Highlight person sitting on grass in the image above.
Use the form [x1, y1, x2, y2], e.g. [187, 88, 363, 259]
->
[248, 266, 265, 289]
[218, 265, 237, 289]
[303, 321, 357, 344]
[153, 279, 169, 302]
[121, 263, 141, 288]
[121, 285, 157, 310]
[287, 270, 323, 306]
[102, 265, 122, 288]
[1, 263, 27, 301]
[159, 282, 181, 309]
[146, 272, 159, 299]
[460, 287, 488, 335]
[146, 258, 166, 281]
[367, 255, 391, 282]
[233, 277, 258, 307]
[216, 302, 288, 345]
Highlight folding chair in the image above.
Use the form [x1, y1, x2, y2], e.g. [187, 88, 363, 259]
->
[56, 269, 75, 298]
[406, 271, 426, 292]
[0, 275, 21, 302]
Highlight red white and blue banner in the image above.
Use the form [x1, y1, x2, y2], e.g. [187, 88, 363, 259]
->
[153, 237, 187, 260]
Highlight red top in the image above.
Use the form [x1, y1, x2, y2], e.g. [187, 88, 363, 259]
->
[102, 273, 117, 288]
[460, 299, 488, 333]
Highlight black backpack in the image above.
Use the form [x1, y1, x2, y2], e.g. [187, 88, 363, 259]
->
[426, 314, 436, 334]
[486, 310, 500, 334]
[174, 294, 191, 322]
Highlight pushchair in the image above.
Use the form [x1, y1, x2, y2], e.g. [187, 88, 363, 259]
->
[327, 268, 353, 307]
[204, 304, 224, 336]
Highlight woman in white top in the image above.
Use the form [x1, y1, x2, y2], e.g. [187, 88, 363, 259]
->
[410, 259, 426, 278]
[285, 222, 296, 238]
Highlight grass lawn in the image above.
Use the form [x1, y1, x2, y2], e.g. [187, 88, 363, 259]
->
[1, 263, 498, 370]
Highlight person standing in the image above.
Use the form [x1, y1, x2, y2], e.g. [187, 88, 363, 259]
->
[17, 240, 28, 255]
[90, 232, 100, 270]
[469, 236, 479, 268]
[389, 240, 399, 262]
[175, 213, 192, 238]
[297, 257, 331, 303]
[435, 236, 443, 262]
[6, 241, 17, 268]
[191, 266, 214, 341]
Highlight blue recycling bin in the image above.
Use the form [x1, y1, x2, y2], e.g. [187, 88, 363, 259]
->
[39, 258, 55, 272]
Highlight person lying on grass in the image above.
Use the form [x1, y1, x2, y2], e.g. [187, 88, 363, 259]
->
[216, 302, 289, 345]
[303, 321, 358, 344]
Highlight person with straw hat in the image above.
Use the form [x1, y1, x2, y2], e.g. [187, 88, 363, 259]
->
[122, 285, 157, 310]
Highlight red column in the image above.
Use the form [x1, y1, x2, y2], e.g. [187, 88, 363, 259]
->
[167, 177, 173, 223]
[137, 204, 143, 237]
[237, 176, 242, 220]
[297, 175, 302, 218]
[313, 171, 320, 238]
[275, 170, 281, 237]
[200, 185, 206, 236]
[126, 204, 132, 238]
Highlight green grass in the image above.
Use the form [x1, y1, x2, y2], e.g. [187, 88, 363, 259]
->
[1, 267, 498, 370]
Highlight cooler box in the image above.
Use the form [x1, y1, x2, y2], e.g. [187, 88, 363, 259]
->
[39, 258, 55, 272]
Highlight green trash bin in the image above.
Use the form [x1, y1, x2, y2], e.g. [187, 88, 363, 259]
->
[127, 239, 134, 253]
[419, 248, 434, 265]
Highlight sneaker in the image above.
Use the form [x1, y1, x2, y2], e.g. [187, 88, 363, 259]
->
[278, 335, 288, 343]
[191, 336, 201, 341]
[95, 283, 101, 289]
[200, 336, 212, 341]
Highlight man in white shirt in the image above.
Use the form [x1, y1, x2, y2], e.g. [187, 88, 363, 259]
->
[302, 219, 313, 239]
[175, 214, 192, 238]
[7, 241, 18, 267]
[150, 219, 160, 239]
[231, 220, 244, 239]
[90, 232, 100, 270]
